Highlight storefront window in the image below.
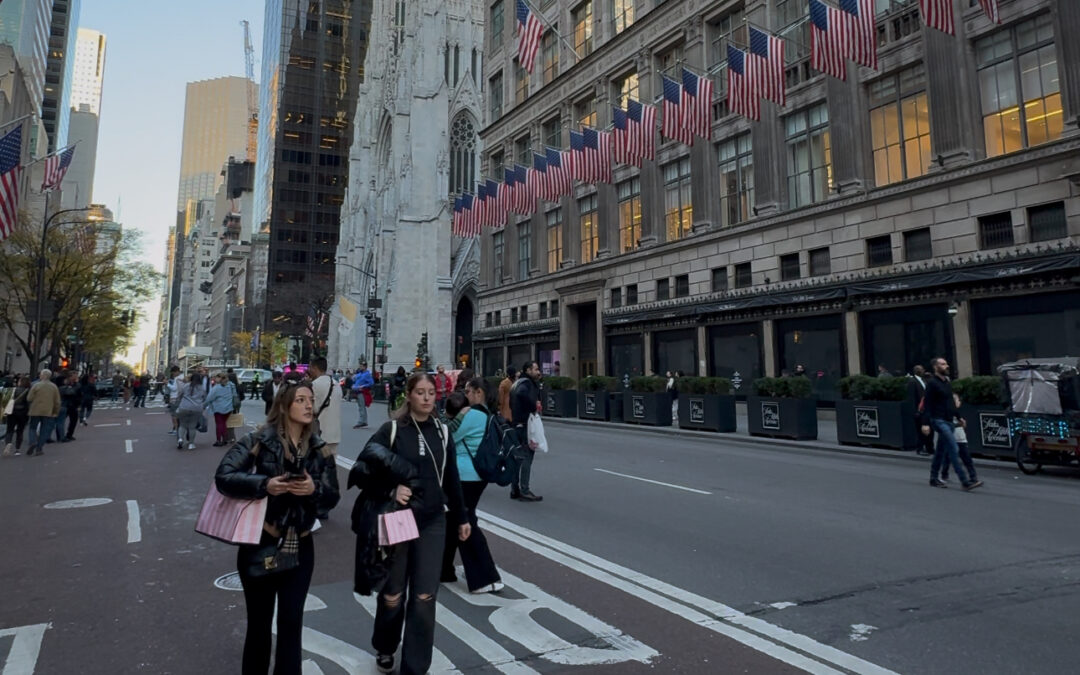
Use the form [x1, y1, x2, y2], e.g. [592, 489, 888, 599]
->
[608, 334, 644, 380]
[708, 323, 763, 396]
[653, 329, 697, 377]
[786, 103, 832, 208]
[776, 315, 844, 402]
[973, 291, 1080, 374]
[482, 348, 502, 377]
[538, 341, 561, 375]
[508, 344, 532, 373]
[861, 306, 952, 377]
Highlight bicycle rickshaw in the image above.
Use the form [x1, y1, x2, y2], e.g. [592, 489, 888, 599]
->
[999, 357, 1080, 475]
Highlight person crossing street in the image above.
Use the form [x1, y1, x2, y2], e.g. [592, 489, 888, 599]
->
[922, 357, 983, 491]
[509, 362, 543, 502]
[351, 362, 374, 429]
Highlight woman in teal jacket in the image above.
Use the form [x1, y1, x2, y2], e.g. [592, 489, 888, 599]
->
[205, 372, 238, 447]
[440, 380, 504, 593]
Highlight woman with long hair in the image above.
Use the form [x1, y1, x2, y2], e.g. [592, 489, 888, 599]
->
[215, 381, 340, 675]
[352, 373, 470, 674]
[174, 371, 206, 450]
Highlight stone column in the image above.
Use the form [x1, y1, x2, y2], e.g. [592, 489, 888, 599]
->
[596, 295, 607, 375]
[696, 325, 707, 375]
[634, 47, 661, 248]
[825, 75, 870, 192]
[596, 183, 616, 258]
[952, 300, 975, 378]
[923, 24, 980, 166]
[762, 319, 776, 377]
[751, 113, 785, 216]
[560, 194, 579, 269]
[844, 310, 861, 375]
[1053, 0, 1080, 134]
[530, 209, 544, 277]
[643, 330, 653, 375]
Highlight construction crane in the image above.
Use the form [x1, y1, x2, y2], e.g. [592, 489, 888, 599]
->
[241, 20, 257, 162]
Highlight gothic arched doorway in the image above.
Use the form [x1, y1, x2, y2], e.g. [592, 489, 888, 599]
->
[454, 296, 474, 370]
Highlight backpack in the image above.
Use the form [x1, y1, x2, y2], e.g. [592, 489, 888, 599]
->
[464, 413, 523, 487]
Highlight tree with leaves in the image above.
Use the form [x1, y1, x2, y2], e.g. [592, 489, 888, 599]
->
[230, 330, 291, 368]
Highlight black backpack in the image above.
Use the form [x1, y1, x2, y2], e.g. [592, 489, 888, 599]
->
[463, 413, 523, 487]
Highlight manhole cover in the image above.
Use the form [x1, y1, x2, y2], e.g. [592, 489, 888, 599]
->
[44, 498, 113, 509]
[214, 572, 243, 591]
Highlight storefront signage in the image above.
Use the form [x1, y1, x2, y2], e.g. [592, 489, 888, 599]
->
[855, 406, 880, 439]
[631, 396, 645, 419]
[980, 413, 1012, 448]
[731, 371, 743, 390]
[584, 394, 597, 415]
[762, 402, 780, 430]
[689, 398, 705, 424]
[545, 393, 556, 412]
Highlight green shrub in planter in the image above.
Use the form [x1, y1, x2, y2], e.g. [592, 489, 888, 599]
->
[542, 376, 576, 391]
[680, 377, 733, 395]
[753, 376, 812, 399]
[952, 376, 1005, 405]
[629, 376, 668, 393]
[580, 376, 618, 392]
[837, 375, 907, 401]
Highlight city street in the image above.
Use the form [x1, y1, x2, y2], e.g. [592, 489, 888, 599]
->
[1, 397, 1078, 674]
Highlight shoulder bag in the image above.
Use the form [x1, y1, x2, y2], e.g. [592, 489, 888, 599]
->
[195, 437, 266, 545]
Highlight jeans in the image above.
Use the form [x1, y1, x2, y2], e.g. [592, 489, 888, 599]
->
[372, 513, 445, 675]
[442, 481, 500, 591]
[79, 400, 93, 422]
[54, 408, 68, 441]
[4, 412, 28, 450]
[356, 396, 368, 426]
[214, 412, 229, 443]
[237, 532, 315, 675]
[942, 442, 978, 482]
[176, 410, 202, 445]
[28, 416, 53, 453]
[111, 385, 119, 401]
[929, 418, 970, 485]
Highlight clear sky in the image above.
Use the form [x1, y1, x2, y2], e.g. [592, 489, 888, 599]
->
[80, 0, 265, 365]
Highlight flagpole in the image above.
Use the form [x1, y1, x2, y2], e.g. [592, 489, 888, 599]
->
[0, 113, 33, 134]
[519, 0, 583, 65]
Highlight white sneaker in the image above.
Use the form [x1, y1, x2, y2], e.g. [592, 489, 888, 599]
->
[2, 443, 13, 457]
[471, 582, 505, 594]
[188, 443, 196, 450]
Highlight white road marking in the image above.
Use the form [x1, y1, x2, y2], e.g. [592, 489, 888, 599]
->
[479, 512, 899, 675]
[44, 498, 112, 509]
[0, 622, 50, 675]
[301, 660, 324, 674]
[146, 412, 165, 415]
[593, 468, 712, 495]
[125, 439, 133, 454]
[94, 423, 121, 427]
[126, 500, 141, 543]
[770, 602, 798, 610]
[126, 419, 131, 426]
[353, 593, 461, 673]
[428, 586, 540, 674]
[849, 624, 877, 642]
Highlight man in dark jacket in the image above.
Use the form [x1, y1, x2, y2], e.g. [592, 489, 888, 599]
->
[262, 370, 283, 416]
[906, 365, 933, 456]
[921, 357, 983, 490]
[509, 361, 542, 502]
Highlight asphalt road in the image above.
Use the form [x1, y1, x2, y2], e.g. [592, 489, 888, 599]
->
[1, 395, 1077, 674]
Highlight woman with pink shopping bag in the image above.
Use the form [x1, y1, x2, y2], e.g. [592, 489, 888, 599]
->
[214, 381, 340, 675]
[349, 373, 470, 675]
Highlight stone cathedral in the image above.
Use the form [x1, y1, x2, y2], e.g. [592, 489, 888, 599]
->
[330, 1, 484, 372]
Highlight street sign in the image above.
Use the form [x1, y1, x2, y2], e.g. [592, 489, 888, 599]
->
[382, 344, 391, 348]
[376, 340, 384, 347]
[367, 298, 382, 309]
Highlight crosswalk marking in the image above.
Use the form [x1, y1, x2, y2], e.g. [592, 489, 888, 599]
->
[0, 622, 50, 675]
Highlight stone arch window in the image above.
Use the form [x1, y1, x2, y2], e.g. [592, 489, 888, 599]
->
[450, 113, 477, 195]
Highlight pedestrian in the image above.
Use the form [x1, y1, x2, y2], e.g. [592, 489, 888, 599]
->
[54, 371, 76, 443]
[351, 362, 374, 429]
[922, 357, 983, 491]
[123, 374, 133, 405]
[389, 366, 408, 410]
[111, 371, 123, 401]
[308, 357, 342, 521]
[175, 371, 208, 450]
[215, 379, 340, 675]
[510, 361, 543, 502]
[877, 364, 891, 378]
[434, 365, 450, 416]
[205, 373, 237, 447]
[2, 376, 32, 456]
[906, 365, 933, 456]
[794, 364, 806, 377]
[251, 371, 261, 400]
[941, 393, 979, 485]
[666, 370, 679, 418]
[25, 369, 60, 456]
[262, 371, 283, 416]
[453, 367, 474, 393]
[441, 385, 504, 593]
[78, 374, 95, 425]
[497, 366, 516, 421]
[353, 372, 470, 675]
[61, 372, 81, 441]
[227, 368, 245, 406]
[165, 366, 181, 436]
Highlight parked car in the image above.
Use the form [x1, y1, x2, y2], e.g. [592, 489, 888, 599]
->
[95, 378, 114, 397]
[235, 368, 273, 386]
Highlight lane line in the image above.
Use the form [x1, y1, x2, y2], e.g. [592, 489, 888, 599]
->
[126, 500, 141, 543]
[434, 586, 542, 674]
[145, 412, 165, 415]
[0, 622, 50, 675]
[94, 423, 121, 427]
[593, 468, 712, 495]
[479, 511, 899, 675]
[125, 439, 133, 454]
[126, 419, 131, 426]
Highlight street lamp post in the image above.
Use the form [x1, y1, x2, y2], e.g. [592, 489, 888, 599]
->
[34, 205, 92, 369]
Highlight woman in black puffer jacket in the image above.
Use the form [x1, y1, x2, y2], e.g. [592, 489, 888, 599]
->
[215, 380, 340, 675]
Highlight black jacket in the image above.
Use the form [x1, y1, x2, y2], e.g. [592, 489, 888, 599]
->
[215, 426, 340, 534]
[509, 376, 539, 427]
[921, 375, 956, 424]
[906, 376, 927, 419]
[59, 382, 80, 411]
[261, 381, 276, 414]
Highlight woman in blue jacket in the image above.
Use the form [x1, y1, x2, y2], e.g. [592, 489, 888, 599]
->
[205, 372, 238, 447]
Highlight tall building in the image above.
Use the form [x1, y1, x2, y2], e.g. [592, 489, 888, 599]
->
[0, 0, 51, 119]
[41, 0, 81, 152]
[472, 0, 1080, 397]
[60, 103, 97, 209]
[176, 77, 254, 210]
[331, 1, 483, 371]
[70, 28, 106, 115]
[253, 0, 371, 358]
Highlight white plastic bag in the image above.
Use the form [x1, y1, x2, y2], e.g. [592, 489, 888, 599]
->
[527, 413, 548, 453]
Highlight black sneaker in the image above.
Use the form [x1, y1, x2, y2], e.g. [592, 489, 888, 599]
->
[376, 653, 394, 674]
[963, 480, 984, 491]
[518, 492, 543, 502]
[929, 479, 947, 488]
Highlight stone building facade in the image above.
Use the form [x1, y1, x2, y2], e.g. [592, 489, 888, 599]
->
[331, 1, 486, 372]
[473, 0, 1080, 402]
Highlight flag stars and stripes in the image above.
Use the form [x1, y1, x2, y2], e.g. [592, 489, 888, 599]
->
[661, 75, 694, 146]
[681, 68, 714, 140]
[727, 45, 760, 122]
[748, 26, 786, 107]
[516, 0, 544, 74]
[0, 126, 23, 242]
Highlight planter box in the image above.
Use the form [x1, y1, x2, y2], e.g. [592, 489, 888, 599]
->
[747, 396, 818, 440]
[542, 390, 578, 418]
[958, 404, 1012, 459]
[836, 400, 917, 450]
[623, 392, 673, 426]
[578, 391, 613, 421]
[678, 394, 737, 432]
[609, 393, 624, 423]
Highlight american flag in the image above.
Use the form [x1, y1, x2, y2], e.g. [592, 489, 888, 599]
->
[583, 127, 612, 184]
[476, 183, 489, 227]
[0, 125, 22, 242]
[838, 0, 877, 71]
[661, 75, 694, 146]
[487, 178, 506, 227]
[627, 99, 656, 161]
[612, 106, 630, 165]
[979, 0, 1000, 24]
[452, 195, 463, 235]
[681, 68, 714, 140]
[42, 145, 76, 191]
[516, 0, 544, 74]
[727, 45, 760, 121]
[545, 147, 572, 198]
[461, 192, 478, 236]
[810, 0, 848, 81]
[515, 165, 535, 214]
[569, 130, 588, 182]
[504, 168, 519, 214]
[919, 0, 954, 34]
[532, 153, 550, 202]
[748, 26, 785, 107]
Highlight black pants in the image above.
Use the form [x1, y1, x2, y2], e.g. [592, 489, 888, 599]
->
[512, 428, 536, 495]
[237, 532, 315, 675]
[65, 407, 79, 439]
[915, 419, 933, 454]
[442, 482, 500, 591]
[372, 513, 445, 675]
[79, 399, 93, 422]
[4, 412, 28, 449]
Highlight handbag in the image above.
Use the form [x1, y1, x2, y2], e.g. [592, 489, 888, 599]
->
[527, 413, 549, 453]
[244, 538, 299, 577]
[3, 397, 13, 417]
[378, 508, 420, 546]
[194, 485, 267, 544]
[196, 413, 208, 433]
[226, 413, 245, 428]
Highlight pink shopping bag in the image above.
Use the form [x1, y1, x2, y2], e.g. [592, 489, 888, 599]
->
[378, 509, 420, 546]
[195, 483, 267, 545]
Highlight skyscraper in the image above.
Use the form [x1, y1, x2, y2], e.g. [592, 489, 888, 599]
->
[70, 28, 106, 115]
[254, 0, 371, 356]
[0, 0, 51, 119]
[176, 76, 254, 210]
[41, 0, 81, 152]
[59, 103, 97, 209]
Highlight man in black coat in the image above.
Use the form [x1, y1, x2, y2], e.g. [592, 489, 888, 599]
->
[261, 370, 283, 416]
[509, 361, 543, 502]
[906, 364, 933, 456]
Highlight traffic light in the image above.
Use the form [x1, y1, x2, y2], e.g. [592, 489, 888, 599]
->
[414, 358, 422, 369]
[60, 357, 69, 368]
